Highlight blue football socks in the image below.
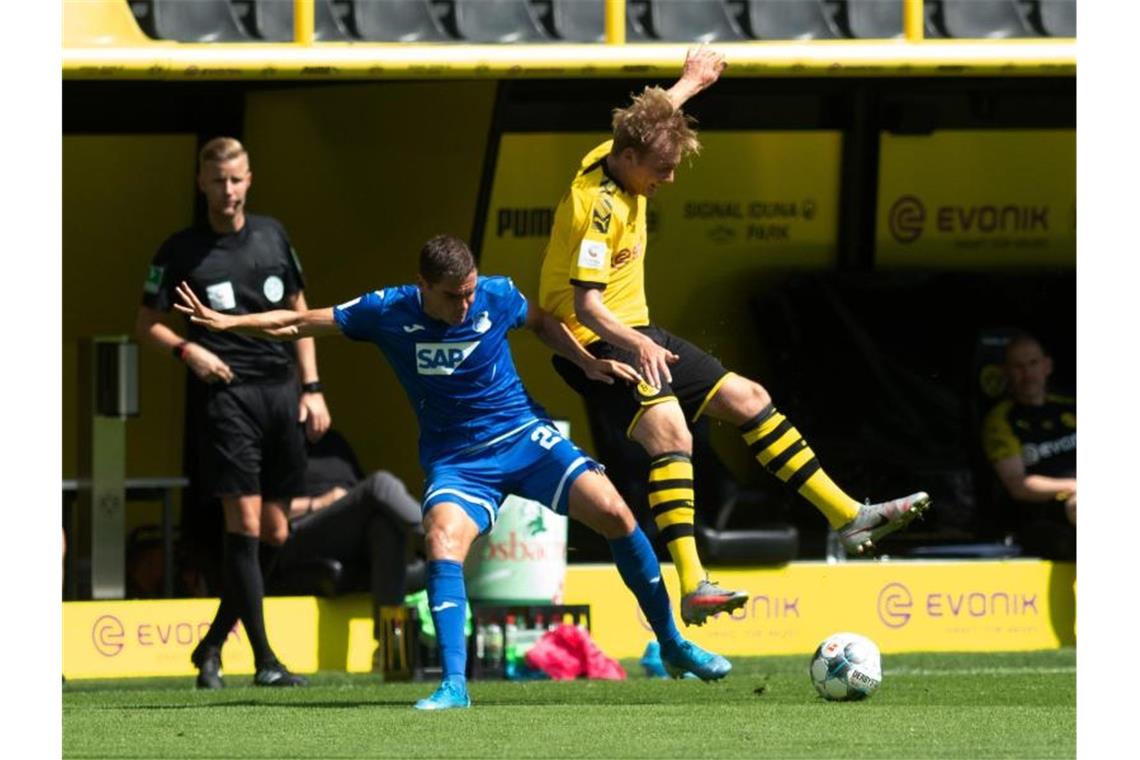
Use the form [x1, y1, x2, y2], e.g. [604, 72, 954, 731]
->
[608, 528, 682, 647]
[425, 559, 469, 680]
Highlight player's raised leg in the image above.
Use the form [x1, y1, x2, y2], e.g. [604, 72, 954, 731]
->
[706, 374, 931, 555]
[631, 402, 748, 626]
[414, 502, 480, 710]
[567, 467, 731, 681]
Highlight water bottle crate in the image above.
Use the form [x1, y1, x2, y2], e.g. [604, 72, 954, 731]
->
[468, 603, 592, 680]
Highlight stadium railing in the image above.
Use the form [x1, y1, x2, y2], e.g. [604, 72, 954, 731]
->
[63, 1, 1076, 79]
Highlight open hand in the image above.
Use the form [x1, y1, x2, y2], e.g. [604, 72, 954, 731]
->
[636, 339, 679, 391]
[681, 44, 726, 92]
[173, 281, 232, 333]
[584, 358, 642, 386]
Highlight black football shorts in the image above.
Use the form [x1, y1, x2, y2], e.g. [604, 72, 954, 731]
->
[552, 325, 731, 439]
[202, 376, 306, 501]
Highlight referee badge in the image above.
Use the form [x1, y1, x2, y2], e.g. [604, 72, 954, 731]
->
[263, 275, 284, 303]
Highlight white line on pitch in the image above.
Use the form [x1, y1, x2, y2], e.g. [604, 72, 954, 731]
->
[885, 666, 1076, 676]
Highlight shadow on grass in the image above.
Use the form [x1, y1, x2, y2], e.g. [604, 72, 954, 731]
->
[88, 699, 416, 710]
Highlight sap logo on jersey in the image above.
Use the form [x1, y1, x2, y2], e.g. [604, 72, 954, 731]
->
[416, 341, 480, 375]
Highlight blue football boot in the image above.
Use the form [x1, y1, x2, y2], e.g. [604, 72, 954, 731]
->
[660, 639, 732, 682]
[413, 676, 471, 711]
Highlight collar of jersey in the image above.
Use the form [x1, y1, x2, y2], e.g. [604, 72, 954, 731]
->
[412, 285, 483, 332]
[583, 154, 630, 195]
[599, 155, 630, 194]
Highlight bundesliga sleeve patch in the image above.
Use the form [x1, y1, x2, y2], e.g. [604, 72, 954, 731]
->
[577, 239, 608, 271]
[143, 265, 164, 295]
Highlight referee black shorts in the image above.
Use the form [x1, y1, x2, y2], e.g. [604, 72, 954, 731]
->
[201, 376, 307, 501]
[552, 325, 731, 439]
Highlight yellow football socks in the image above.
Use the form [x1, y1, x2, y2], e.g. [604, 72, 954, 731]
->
[648, 452, 704, 595]
[740, 405, 860, 528]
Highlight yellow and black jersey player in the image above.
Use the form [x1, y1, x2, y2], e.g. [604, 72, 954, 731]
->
[539, 46, 933, 627]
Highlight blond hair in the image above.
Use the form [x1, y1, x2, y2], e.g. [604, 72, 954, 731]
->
[198, 136, 248, 167]
[611, 86, 700, 159]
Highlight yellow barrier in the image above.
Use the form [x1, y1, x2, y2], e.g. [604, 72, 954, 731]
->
[63, 560, 1074, 680]
[63, 40, 1075, 80]
[565, 560, 1075, 659]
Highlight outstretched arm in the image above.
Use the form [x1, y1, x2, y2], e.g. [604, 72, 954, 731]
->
[666, 45, 726, 110]
[174, 281, 340, 340]
[525, 302, 641, 386]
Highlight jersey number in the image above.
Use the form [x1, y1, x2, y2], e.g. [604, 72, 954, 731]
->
[531, 425, 563, 450]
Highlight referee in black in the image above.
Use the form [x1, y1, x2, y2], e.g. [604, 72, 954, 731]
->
[135, 137, 331, 688]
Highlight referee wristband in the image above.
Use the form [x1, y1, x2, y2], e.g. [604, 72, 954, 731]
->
[173, 341, 190, 361]
[301, 381, 323, 394]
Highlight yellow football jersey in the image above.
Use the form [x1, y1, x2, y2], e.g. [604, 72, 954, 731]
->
[539, 140, 649, 346]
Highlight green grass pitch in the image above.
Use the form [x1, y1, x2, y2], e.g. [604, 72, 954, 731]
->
[63, 649, 1074, 759]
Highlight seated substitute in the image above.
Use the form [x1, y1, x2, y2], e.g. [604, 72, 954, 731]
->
[283, 430, 426, 641]
[174, 234, 734, 711]
[197, 428, 426, 677]
[982, 332, 1076, 560]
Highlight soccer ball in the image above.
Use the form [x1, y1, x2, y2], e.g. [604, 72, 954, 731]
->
[809, 632, 882, 701]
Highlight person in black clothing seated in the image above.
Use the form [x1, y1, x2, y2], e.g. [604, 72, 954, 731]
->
[277, 430, 425, 629]
[201, 428, 425, 675]
[981, 332, 1076, 560]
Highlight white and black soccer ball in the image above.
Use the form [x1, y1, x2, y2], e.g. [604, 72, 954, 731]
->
[809, 632, 882, 701]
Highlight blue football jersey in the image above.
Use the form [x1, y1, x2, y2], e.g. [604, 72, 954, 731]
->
[332, 276, 550, 465]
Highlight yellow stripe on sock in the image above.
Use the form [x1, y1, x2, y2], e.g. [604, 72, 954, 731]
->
[774, 446, 815, 481]
[755, 430, 801, 467]
[654, 506, 695, 530]
[648, 488, 693, 507]
[742, 408, 861, 529]
[742, 411, 787, 446]
[649, 461, 692, 481]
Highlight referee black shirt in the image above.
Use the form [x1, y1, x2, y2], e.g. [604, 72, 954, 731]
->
[141, 214, 306, 383]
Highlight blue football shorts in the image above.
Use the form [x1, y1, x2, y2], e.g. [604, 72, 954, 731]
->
[422, 419, 603, 534]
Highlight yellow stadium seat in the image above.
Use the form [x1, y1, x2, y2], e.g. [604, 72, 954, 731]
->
[63, 0, 155, 46]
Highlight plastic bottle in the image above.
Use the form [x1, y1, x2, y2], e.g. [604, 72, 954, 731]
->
[485, 621, 503, 670]
[474, 619, 486, 664]
[504, 614, 519, 679]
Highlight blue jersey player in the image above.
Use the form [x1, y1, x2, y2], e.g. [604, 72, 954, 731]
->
[175, 234, 732, 709]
